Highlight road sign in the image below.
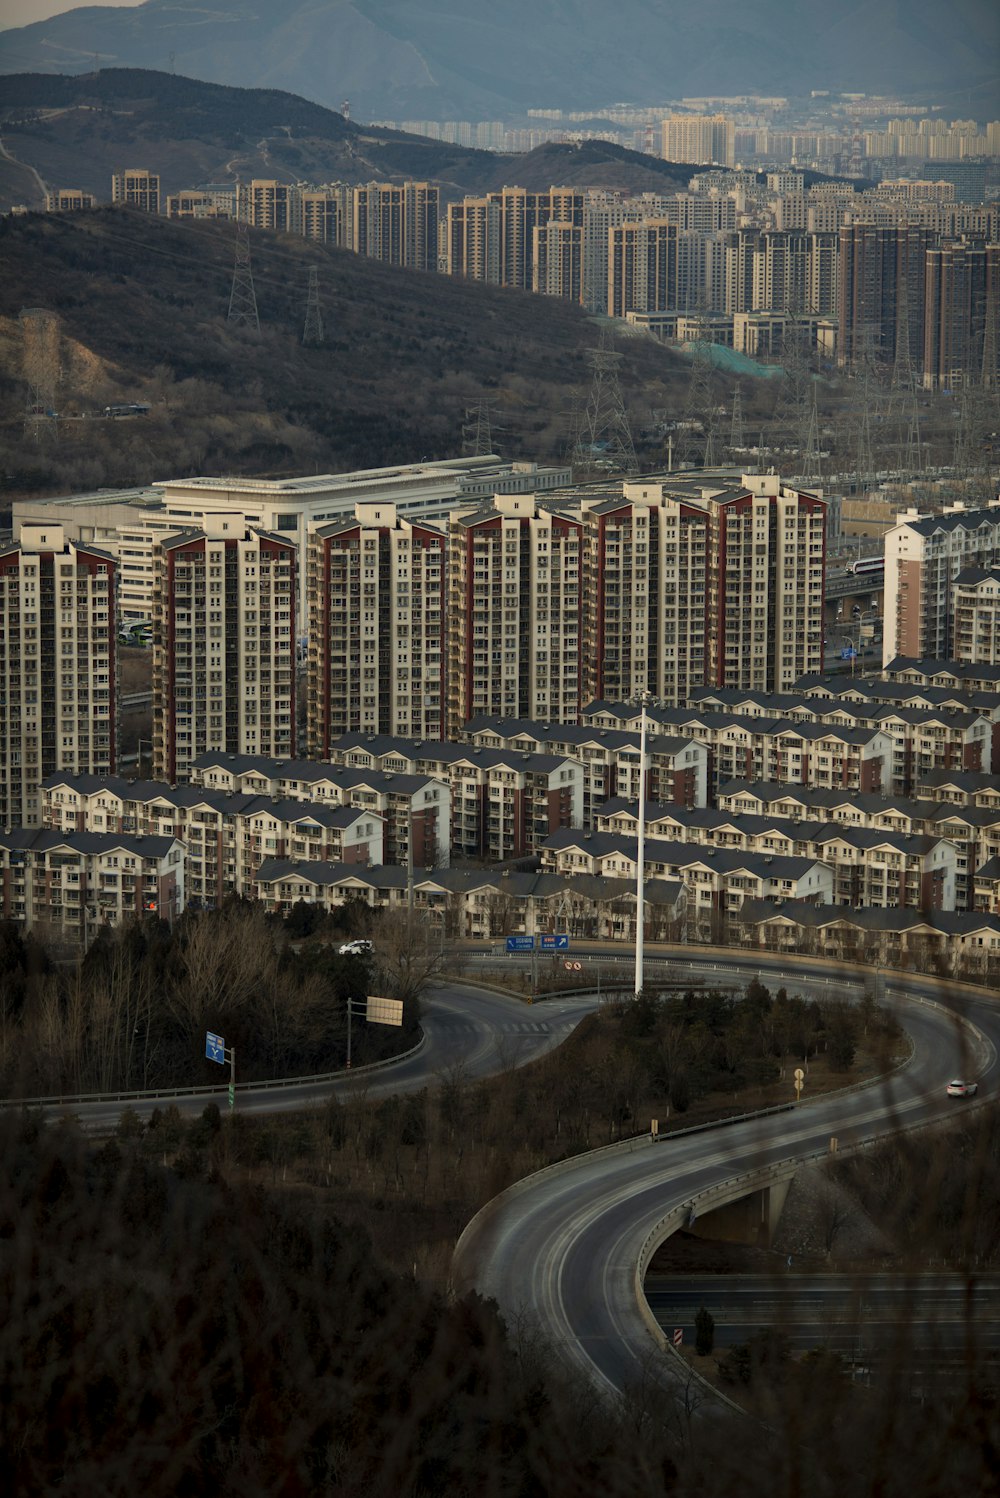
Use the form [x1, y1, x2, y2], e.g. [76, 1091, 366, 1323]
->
[227, 1083, 235, 1110]
[539, 933, 569, 951]
[673, 1328, 683, 1347]
[572, 961, 583, 971]
[840, 647, 856, 661]
[564, 960, 575, 971]
[505, 935, 534, 953]
[794, 1067, 805, 1081]
[366, 995, 404, 1027]
[205, 1031, 225, 1065]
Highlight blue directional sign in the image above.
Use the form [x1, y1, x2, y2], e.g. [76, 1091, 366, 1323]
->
[505, 935, 535, 953]
[205, 1031, 226, 1065]
[841, 647, 856, 661]
[539, 933, 570, 951]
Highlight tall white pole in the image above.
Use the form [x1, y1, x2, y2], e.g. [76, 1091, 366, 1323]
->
[634, 694, 649, 1000]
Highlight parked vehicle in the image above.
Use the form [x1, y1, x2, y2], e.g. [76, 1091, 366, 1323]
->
[338, 939, 373, 956]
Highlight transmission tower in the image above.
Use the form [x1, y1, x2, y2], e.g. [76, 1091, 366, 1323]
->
[302, 266, 324, 346]
[726, 381, 746, 459]
[571, 327, 637, 474]
[801, 384, 823, 485]
[462, 397, 499, 457]
[887, 272, 923, 475]
[982, 279, 999, 390]
[681, 343, 719, 468]
[20, 307, 60, 440]
[848, 325, 883, 492]
[227, 220, 260, 330]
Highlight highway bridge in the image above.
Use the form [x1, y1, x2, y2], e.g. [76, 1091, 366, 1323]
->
[5, 946, 996, 1405]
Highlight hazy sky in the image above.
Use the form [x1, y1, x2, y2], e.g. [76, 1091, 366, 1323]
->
[1, 1, 138, 27]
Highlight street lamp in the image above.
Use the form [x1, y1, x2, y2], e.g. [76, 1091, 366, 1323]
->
[634, 692, 650, 1001]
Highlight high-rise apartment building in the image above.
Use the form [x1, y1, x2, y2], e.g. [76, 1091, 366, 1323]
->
[306, 504, 447, 753]
[533, 221, 584, 303]
[352, 181, 439, 270]
[580, 474, 825, 704]
[662, 115, 735, 167]
[837, 224, 936, 366]
[608, 221, 677, 317]
[301, 185, 352, 245]
[152, 522, 296, 783]
[0, 524, 117, 829]
[237, 180, 302, 233]
[703, 475, 826, 693]
[883, 501, 1000, 665]
[445, 195, 503, 282]
[580, 484, 708, 707]
[922, 240, 1000, 390]
[45, 189, 96, 212]
[111, 170, 160, 213]
[953, 566, 1000, 666]
[447, 495, 583, 734]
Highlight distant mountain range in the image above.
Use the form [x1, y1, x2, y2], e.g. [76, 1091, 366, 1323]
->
[0, 70, 704, 208]
[1, 0, 997, 116]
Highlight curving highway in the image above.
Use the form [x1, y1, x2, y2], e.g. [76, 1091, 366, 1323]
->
[9, 945, 997, 1398]
[451, 959, 999, 1399]
[9, 982, 603, 1132]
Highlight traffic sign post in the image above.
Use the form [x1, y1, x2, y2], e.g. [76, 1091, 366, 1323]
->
[345, 994, 407, 1069]
[794, 1066, 805, 1101]
[505, 935, 534, 953]
[205, 1031, 236, 1112]
[539, 933, 569, 951]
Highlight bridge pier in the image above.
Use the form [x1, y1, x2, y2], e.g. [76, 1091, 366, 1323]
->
[688, 1174, 793, 1248]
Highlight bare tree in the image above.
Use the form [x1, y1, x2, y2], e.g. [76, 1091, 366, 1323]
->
[373, 906, 446, 1006]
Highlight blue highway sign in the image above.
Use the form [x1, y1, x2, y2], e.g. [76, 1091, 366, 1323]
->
[505, 935, 535, 952]
[539, 933, 569, 951]
[205, 1031, 226, 1065]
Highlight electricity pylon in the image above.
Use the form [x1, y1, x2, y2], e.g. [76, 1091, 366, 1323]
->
[571, 326, 638, 474]
[302, 266, 324, 345]
[20, 306, 60, 440]
[228, 220, 260, 330]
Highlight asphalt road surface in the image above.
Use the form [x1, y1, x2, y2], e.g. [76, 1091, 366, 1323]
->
[452, 961, 999, 1399]
[645, 1272, 1000, 1354]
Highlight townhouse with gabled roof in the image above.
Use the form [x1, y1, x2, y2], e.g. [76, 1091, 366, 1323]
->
[0, 829, 184, 944]
[252, 861, 688, 942]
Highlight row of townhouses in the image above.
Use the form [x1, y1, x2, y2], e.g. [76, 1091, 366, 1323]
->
[0, 830, 185, 942]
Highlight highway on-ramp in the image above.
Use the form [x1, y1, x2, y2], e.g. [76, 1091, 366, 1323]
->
[452, 963, 999, 1399]
[5, 982, 602, 1132]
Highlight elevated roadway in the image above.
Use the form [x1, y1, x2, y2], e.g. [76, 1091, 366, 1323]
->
[452, 959, 999, 1398]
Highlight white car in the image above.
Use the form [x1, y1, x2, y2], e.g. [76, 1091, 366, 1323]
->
[946, 1079, 978, 1098]
[338, 938, 373, 956]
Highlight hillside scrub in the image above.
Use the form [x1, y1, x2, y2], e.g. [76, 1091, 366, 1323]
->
[0, 207, 686, 496]
[0, 903, 426, 1097]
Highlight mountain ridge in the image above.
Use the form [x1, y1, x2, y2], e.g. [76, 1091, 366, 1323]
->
[1, 0, 996, 116]
[0, 69, 706, 207]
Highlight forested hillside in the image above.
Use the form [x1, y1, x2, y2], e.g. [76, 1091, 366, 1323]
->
[0, 204, 686, 497]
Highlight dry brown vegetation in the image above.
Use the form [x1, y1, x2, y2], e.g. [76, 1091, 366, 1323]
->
[1, 907, 997, 1493]
[0, 205, 687, 501]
